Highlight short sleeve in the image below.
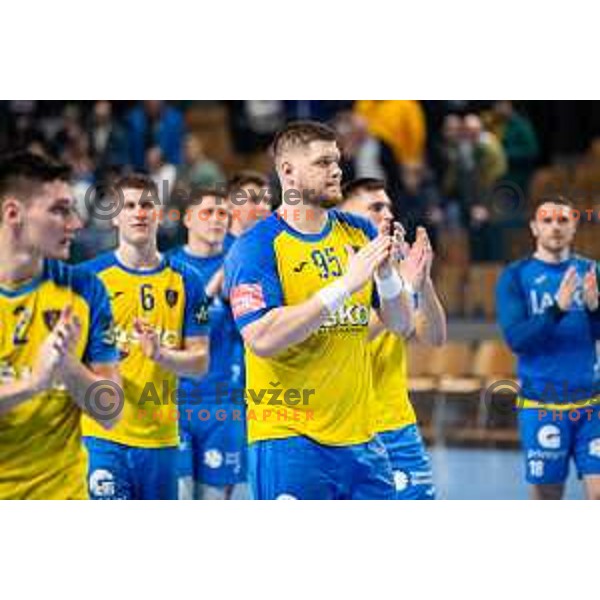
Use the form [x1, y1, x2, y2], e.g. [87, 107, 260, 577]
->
[80, 273, 119, 364]
[181, 265, 210, 338]
[223, 230, 285, 331]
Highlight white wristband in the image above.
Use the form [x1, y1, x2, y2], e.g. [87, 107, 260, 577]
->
[375, 270, 404, 300]
[317, 279, 351, 314]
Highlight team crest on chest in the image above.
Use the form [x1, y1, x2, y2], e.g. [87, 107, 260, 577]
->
[165, 289, 179, 308]
[43, 309, 61, 331]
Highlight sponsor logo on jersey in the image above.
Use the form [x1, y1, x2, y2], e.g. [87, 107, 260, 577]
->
[204, 448, 223, 469]
[537, 424, 561, 450]
[293, 261, 309, 273]
[321, 303, 370, 329]
[231, 284, 266, 318]
[89, 469, 116, 498]
[393, 470, 409, 492]
[589, 438, 600, 458]
[165, 289, 179, 308]
[42, 309, 61, 331]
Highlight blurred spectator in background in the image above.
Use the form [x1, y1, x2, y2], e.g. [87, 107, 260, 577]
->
[70, 166, 121, 263]
[176, 134, 225, 189]
[396, 162, 442, 245]
[145, 145, 181, 251]
[229, 101, 286, 154]
[146, 145, 177, 205]
[0, 101, 42, 152]
[486, 101, 539, 192]
[354, 100, 427, 166]
[127, 101, 186, 169]
[61, 130, 95, 185]
[86, 101, 129, 173]
[334, 111, 386, 180]
[333, 111, 404, 205]
[442, 114, 507, 209]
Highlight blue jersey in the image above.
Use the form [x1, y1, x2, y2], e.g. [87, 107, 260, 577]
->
[169, 238, 244, 405]
[496, 254, 600, 403]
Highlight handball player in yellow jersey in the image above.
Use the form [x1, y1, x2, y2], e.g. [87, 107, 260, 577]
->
[224, 121, 416, 499]
[81, 174, 210, 499]
[0, 152, 121, 499]
[341, 178, 446, 499]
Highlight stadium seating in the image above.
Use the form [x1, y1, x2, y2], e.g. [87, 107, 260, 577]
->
[408, 340, 519, 448]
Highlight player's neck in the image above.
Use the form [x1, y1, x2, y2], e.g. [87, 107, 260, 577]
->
[116, 242, 161, 270]
[534, 246, 571, 264]
[277, 197, 328, 234]
[229, 220, 244, 238]
[186, 234, 223, 258]
[0, 235, 44, 287]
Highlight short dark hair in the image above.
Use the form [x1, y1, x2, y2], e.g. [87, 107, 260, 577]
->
[0, 151, 71, 204]
[342, 177, 386, 200]
[530, 195, 574, 220]
[115, 173, 159, 199]
[272, 120, 337, 159]
[188, 186, 229, 206]
[228, 170, 269, 192]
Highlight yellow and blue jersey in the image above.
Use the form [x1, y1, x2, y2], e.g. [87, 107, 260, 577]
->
[224, 210, 380, 446]
[0, 259, 117, 499]
[497, 254, 600, 408]
[81, 252, 210, 448]
[369, 331, 416, 433]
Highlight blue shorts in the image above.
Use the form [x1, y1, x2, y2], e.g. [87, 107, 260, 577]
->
[518, 405, 600, 485]
[378, 424, 435, 499]
[83, 437, 178, 500]
[248, 435, 395, 500]
[178, 403, 247, 487]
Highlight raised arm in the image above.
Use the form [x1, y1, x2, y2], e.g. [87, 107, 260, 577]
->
[234, 236, 391, 358]
[496, 265, 574, 354]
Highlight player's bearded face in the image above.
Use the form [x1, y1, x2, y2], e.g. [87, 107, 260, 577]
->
[186, 196, 229, 245]
[294, 141, 342, 208]
[116, 189, 158, 246]
[533, 203, 577, 253]
[22, 181, 82, 260]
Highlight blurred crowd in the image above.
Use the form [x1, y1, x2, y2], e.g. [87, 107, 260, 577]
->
[0, 99, 585, 264]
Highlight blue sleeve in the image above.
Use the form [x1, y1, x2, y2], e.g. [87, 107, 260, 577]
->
[496, 265, 563, 354]
[223, 233, 285, 331]
[181, 265, 210, 338]
[80, 273, 119, 365]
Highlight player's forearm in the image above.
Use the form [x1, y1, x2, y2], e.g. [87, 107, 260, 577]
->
[501, 311, 562, 354]
[367, 312, 386, 341]
[415, 278, 447, 346]
[61, 358, 122, 429]
[378, 292, 415, 337]
[242, 295, 329, 358]
[0, 379, 42, 416]
[496, 273, 560, 354]
[155, 347, 209, 378]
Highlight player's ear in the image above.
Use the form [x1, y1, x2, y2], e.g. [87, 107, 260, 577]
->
[529, 219, 539, 238]
[2, 197, 24, 228]
[281, 159, 294, 181]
